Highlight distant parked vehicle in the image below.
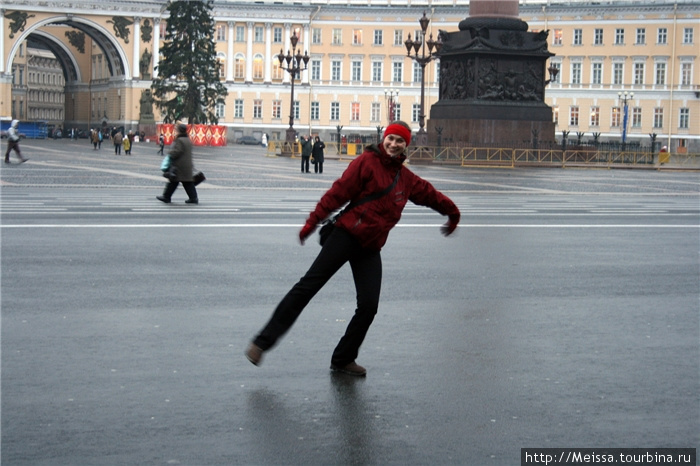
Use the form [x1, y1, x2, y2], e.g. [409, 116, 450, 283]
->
[236, 136, 261, 145]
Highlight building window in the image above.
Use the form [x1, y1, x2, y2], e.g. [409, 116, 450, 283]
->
[273, 58, 283, 80]
[655, 62, 666, 85]
[592, 63, 602, 85]
[374, 30, 383, 46]
[234, 99, 243, 118]
[393, 104, 401, 121]
[331, 60, 341, 81]
[311, 101, 319, 121]
[679, 108, 689, 129]
[272, 100, 281, 119]
[635, 28, 645, 45]
[681, 63, 692, 86]
[216, 24, 227, 42]
[573, 29, 582, 46]
[353, 29, 362, 46]
[553, 29, 563, 46]
[351, 102, 360, 121]
[331, 102, 340, 121]
[611, 107, 621, 127]
[254, 26, 264, 43]
[293, 100, 300, 120]
[552, 106, 559, 125]
[594, 28, 603, 45]
[412, 62, 422, 83]
[273, 27, 283, 43]
[571, 63, 582, 85]
[615, 28, 625, 45]
[253, 100, 262, 119]
[653, 108, 664, 128]
[235, 26, 245, 42]
[631, 107, 642, 127]
[634, 63, 645, 85]
[657, 28, 667, 44]
[613, 63, 623, 85]
[683, 28, 694, 44]
[394, 30, 403, 46]
[372, 61, 382, 82]
[412, 103, 420, 123]
[253, 54, 264, 80]
[216, 102, 226, 119]
[569, 106, 579, 126]
[234, 54, 245, 80]
[311, 59, 321, 81]
[332, 29, 342, 45]
[392, 62, 402, 83]
[351, 60, 362, 82]
[312, 28, 321, 45]
[371, 102, 381, 122]
[590, 106, 600, 126]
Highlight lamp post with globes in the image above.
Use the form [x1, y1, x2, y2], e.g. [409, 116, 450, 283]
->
[618, 91, 633, 151]
[384, 89, 399, 124]
[404, 11, 442, 146]
[278, 30, 310, 145]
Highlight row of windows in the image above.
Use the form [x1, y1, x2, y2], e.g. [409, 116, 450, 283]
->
[549, 61, 695, 86]
[27, 90, 64, 104]
[554, 106, 691, 130]
[217, 99, 423, 123]
[27, 71, 64, 86]
[552, 26, 695, 46]
[215, 99, 692, 131]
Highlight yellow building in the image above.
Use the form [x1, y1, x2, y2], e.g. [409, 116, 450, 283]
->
[2, 0, 698, 151]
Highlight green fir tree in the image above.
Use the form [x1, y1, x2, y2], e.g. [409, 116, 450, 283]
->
[150, 0, 227, 125]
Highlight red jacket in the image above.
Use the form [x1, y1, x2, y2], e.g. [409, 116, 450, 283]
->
[306, 145, 460, 250]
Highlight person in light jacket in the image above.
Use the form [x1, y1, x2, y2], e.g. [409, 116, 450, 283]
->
[157, 124, 198, 204]
[245, 121, 461, 376]
[4, 120, 28, 164]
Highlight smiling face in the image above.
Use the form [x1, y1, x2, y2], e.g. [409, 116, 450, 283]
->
[382, 133, 407, 158]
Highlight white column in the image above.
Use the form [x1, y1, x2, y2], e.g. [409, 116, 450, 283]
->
[283, 23, 291, 84]
[133, 17, 141, 79]
[302, 24, 310, 84]
[0, 10, 5, 74]
[264, 23, 272, 84]
[152, 18, 160, 78]
[227, 21, 234, 81]
[245, 22, 254, 83]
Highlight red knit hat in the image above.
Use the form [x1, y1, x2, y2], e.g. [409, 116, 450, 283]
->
[383, 123, 412, 146]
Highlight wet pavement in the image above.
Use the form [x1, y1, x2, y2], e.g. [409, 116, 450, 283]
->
[1, 139, 699, 465]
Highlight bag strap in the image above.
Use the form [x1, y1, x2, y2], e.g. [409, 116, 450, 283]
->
[338, 168, 401, 217]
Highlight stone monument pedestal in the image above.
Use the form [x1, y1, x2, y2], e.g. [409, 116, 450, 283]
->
[427, 0, 555, 147]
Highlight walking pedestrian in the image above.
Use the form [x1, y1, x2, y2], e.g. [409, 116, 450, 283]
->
[245, 121, 461, 376]
[122, 133, 131, 155]
[127, 131, 135, 155]
[312, 136, 325, 174]
[300, 135, 312, 173]
[4, 120, 28, 164]
[157, 123, 198, 205]
[158, 133, 165, 155]
[113, 131, 123, 155]
[91, 129, 99, 149]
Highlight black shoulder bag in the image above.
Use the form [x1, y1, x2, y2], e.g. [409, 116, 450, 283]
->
[318, 169, 401, 246]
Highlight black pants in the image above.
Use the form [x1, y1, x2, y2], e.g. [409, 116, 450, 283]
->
[253, 227, 382, 367]
[301, 156, 310, 173]
[4, 140, 22, 161]
[314, 161, 323, 173]
[162, 180, 198, 201]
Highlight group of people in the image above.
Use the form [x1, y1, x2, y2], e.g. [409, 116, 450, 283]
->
[109, 128, 136, 155]
[300, 135, 326, 174]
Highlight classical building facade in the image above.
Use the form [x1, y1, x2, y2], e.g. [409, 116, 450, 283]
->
[2, 0, 698, 151]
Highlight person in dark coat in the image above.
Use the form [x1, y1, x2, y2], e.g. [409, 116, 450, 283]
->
[245, 121, 461, 376]
[300, 135, 312, 173]
[312, 136, 325, 174]
[157, 124, 198, 204]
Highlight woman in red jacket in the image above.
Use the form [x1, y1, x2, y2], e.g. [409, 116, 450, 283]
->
[246, 121, 460, 376]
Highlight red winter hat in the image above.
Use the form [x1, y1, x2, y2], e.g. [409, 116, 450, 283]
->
[383, 123, 412, 146]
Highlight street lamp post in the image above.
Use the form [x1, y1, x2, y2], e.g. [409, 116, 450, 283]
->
[278, 30, 310, 145]
[618, 91, 634, 151]
[405, 11, 442, 146]
[384, 89, 399, 124]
